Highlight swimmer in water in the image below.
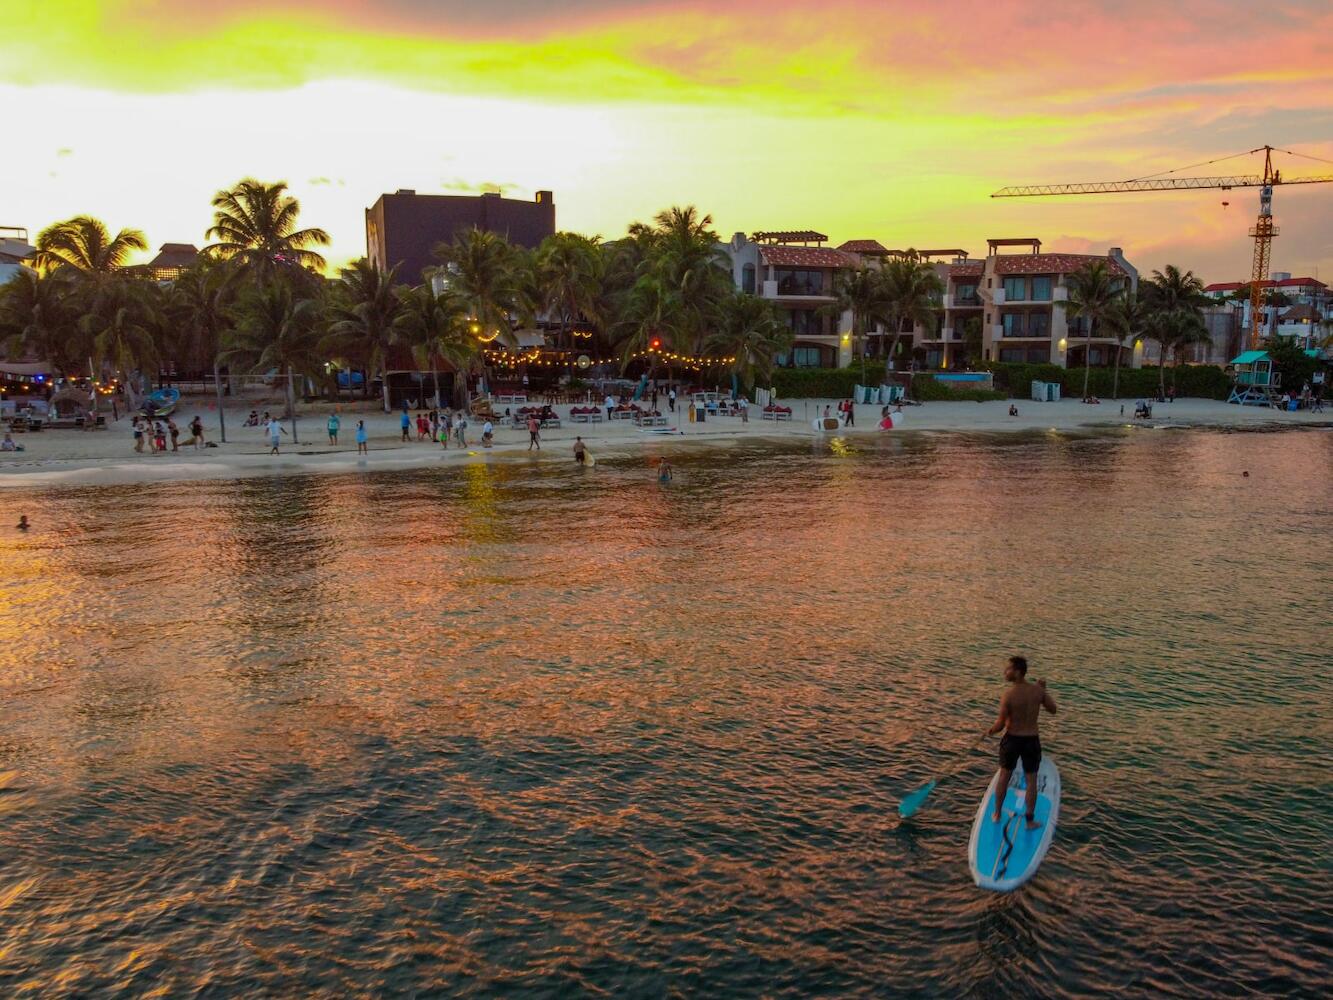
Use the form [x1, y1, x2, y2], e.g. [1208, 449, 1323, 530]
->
[657, 457, 673, 482]
[17, 515, 29, 531]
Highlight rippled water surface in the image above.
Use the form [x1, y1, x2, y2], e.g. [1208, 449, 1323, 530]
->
[1, 427, 1330, 997]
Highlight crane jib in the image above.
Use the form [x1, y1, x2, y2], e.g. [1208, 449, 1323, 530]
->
[991, 174, 1333, 197]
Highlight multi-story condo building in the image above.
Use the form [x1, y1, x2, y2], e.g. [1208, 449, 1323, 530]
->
[722, 231, 856, 368]
[971, 239, 1139, 367]
[721, 232, 1141, 371]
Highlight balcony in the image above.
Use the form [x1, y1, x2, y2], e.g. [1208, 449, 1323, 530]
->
[945, 293, 982, 309]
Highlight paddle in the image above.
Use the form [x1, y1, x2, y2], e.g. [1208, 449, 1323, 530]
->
[898, 735, 989, 819]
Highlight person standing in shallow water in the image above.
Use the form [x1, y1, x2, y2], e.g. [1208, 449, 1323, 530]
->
[985, 655, 1057, 830]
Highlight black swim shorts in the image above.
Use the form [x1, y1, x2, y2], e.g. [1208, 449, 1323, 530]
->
[999, 733, 1042, 773]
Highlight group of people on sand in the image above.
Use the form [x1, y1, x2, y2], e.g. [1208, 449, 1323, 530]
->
[132, 414, 205, 453]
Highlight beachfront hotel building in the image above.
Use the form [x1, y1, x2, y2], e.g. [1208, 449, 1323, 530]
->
[960, 239, 1140, 368]
[720, 231, 1141, 371]
[366, 189, 556, 285]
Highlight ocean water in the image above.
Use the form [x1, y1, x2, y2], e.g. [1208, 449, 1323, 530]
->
[0, 427, 1329, 997]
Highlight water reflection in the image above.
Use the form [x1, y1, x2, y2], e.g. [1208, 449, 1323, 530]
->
[0, 428, 1328, 996]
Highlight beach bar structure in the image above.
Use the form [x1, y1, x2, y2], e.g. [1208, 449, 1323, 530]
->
[1227, 351, 1280, 406]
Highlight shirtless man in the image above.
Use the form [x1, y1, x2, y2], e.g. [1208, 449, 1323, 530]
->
[985, 655, 1057, 829]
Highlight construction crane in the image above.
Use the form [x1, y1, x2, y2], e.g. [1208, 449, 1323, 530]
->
[993, 145, 1333, 350]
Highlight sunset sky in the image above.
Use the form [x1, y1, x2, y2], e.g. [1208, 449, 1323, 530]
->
[5, 0, 1333, 281]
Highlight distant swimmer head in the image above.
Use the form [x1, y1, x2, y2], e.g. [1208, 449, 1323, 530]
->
[1242, 471, 1249, 477]
[17, 515, 29, 530]
[1005, 655, 1028, 681]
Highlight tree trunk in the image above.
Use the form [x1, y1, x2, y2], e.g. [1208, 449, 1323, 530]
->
[285, 366, 299, 444]
[1111, 341, 1122, 400]
[1081, 321, 1093, 399]
[1158, 345, 1166, 400]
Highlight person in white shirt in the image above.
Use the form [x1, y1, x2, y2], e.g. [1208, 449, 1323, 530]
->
[265, 417, 285, 454]
[482, 419, 494, 447]
[668, 388, 677, 412]
[605, 394, 615, 420]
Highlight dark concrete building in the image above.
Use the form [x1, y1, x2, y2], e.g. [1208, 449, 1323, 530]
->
[365, 189, 555, 284]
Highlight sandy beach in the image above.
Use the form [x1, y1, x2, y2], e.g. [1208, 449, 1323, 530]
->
[1, 393, 1327, 488]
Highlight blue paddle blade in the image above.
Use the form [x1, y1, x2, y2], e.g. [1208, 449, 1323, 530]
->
[898, 779, 938, 818]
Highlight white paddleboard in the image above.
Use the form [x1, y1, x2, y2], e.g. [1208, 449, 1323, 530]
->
[968, 756, 1060, 892]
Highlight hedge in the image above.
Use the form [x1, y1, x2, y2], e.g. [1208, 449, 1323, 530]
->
[772, 362, 886, 399]
[982, 361, 1231, 400]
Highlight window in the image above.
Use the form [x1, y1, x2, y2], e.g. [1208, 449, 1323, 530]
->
[1003, 277, 1027, 300]
[1002, 313, 1024, 337]
[955, 283, 980, 306]
[1031, 276, 1052, 301]
[774, 268, 824, 296]
[741, 263, 756, 295]
[790, 346, 823, 367]
[782, 308, 824, 338]
[1029, 312, 1051, 337]
[999, 348, 1027, 362]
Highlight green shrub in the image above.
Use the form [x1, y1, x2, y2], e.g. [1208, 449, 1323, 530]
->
[772, 361, 886, 399]
[908, 376, 1005, 402]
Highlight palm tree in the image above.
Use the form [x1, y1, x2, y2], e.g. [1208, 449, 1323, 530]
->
[1105, 291, 1147, 400]
[1141, 307, 1206, 401]
[204, 179, 330, 282]
[1144, 265, 1209, 398]
[169, 259, 239, 375]
[614, 272, 679, 378]
[1064, 260, 1124, 399]
[324, 258, 403, 402]
[536, 232, 603, 352]
[830, 266, 888, 368]
[34, 216, 147, 274]
[707, 292, 793, 393]
[393, 283, 473, 408]
[220, 283, 324, 441]
[0, 268, 85, 375]
[82, 277, 161, 384]
[881, 257, 944, 370]
[642, 206, 730, 354]
[435, 229, 533, 350]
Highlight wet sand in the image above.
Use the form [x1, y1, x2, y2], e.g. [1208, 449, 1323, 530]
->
[0, 394, 1326, 487]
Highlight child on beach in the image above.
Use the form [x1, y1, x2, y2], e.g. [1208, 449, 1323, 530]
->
[327, 412, 340, 445]
[153, 422, 168, 453]
[265, 417, 285, 455]
[355, 420, 368, 454]
[133, 418, 145, 453]
[190, 415, 205, 448]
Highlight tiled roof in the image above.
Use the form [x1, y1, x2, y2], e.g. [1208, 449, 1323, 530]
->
[993, 253, 1126, 277]
[148, 243, 200, 269]
[760, 246, 854, 268]
[1205, 277, 1325, 292]
[950, 263, 983, 277]
[837, 239, 889, 255]
[1281, 304, 1320, 322]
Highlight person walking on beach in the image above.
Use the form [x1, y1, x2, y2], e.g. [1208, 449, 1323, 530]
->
[844, 399, 855, 427]
[739, 396, 748, 423]
[132, 417, 145, 453]
[400, 407, 411, 442]
[167, 417, 180, 452]
[417, 412, 429, 441]
[573, 436, 586, 464]
[454, 414, 468, 447]
[327, 412, 340, 445]
[527, 415, 541, 450]
[605, 393, 615, 420]
[439, 413, 451, 449]
[668, 387, 677, 413]
[651, 388, 659, 412]
[985, 655, 1057, 830]
[482, 418, 494, 448]
[190, 415, 205, 449]
[355, 419, 368, 454]
[657, 457, 673, 482]
[265, 416, 286, 455]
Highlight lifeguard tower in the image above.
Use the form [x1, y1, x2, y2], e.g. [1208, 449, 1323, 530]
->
[1227, 351, 1280, 406]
